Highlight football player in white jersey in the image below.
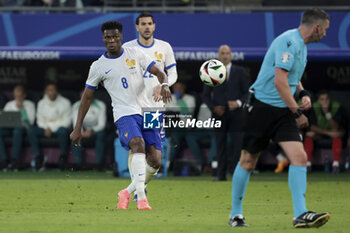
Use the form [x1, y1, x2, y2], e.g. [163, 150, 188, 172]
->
[123, 12, 178, 198]
[70, 21, 172, 210]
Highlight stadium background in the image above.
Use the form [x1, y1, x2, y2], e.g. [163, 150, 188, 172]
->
[0, 1, 350, 170]
[1, 2, 350, 233]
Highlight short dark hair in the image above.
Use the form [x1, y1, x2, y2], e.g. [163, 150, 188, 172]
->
[14, 84, 26, 94]
[317, 90, 329, 99]
[101, 21, 123, 33]
[173, 81, 186, 90]
[301, 8, 330, 26]
[45, 82, 57, 89]
[136, 12, 154, 25]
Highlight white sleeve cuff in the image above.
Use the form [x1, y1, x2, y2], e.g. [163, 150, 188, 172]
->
[236, 100, 242, 108]
[166, 65, 178, 86]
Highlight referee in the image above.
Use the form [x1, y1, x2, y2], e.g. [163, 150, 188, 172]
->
[229, 8, 331, 228]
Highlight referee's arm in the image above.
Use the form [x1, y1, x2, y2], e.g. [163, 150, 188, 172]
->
[297, 82, 312, 110]
[274, 68, 300, 112]
[274, 68, 308, 128]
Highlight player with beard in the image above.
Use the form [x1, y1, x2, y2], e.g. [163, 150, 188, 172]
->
[229, 8, 331, 228]
[123, 12, 177, 201]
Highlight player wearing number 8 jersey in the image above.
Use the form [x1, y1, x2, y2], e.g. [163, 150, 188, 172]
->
[86, 44, 152, 122]
[86, 45, 153, 122]
[70, 21, 172, 211]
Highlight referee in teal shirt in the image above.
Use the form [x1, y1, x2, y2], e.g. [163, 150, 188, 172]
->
[229, 8, 331, 228]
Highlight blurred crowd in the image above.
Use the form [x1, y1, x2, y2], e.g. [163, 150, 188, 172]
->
[0, 0, 192, 7]
[0, 0, 102, 7]
[1, 83, 349, 175]
[0, 83, 107, 171]
[1, 0, 350, 8]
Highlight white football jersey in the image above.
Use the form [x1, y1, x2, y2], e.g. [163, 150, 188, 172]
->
[123, 39, 176, 108]
[86, 47, 155, 122]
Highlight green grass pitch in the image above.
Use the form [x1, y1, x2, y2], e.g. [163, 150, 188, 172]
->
[0, 171, 349, 233]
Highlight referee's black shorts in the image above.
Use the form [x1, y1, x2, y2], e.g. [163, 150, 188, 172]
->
[242, 98, 302, 154]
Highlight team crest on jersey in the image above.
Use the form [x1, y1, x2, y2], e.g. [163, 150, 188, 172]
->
[155, 52, 163, 62]
[281, 52, 290, 63]
[126, 59, 136, 69]
[124, 132, 128, 138]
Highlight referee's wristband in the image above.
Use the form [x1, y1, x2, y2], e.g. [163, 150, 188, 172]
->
[299, 90, 311, 99]
[293, 108, 303, 119]
[160, 83, 169, 87]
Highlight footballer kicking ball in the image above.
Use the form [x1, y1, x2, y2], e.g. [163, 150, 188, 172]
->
[199, 59, 227, 87]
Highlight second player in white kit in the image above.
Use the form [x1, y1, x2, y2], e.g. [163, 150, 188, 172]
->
[123, 12, 178, 200]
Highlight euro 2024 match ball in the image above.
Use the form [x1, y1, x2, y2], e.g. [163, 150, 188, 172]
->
[199, 59, 227, 87]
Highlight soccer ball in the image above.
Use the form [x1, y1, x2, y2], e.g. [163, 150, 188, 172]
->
[199, 59, 227, 87]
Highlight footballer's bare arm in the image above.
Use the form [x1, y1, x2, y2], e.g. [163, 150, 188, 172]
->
[70, 87, 95, 146]
[149, 64, 172, 104]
